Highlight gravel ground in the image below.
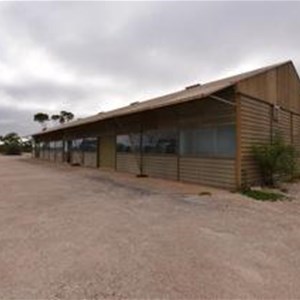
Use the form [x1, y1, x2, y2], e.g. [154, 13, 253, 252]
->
[1, 155, 300, 299]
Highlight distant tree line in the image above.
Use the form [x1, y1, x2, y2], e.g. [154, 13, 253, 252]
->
[34, 111, 74, 130]
[0, 133, 31, 155]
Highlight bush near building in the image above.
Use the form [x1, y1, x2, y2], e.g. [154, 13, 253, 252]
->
[252, 134, 298, 187]
[0, 133, 23, 155]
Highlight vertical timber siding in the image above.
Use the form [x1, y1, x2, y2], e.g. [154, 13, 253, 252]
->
[238, 62, 300, 114]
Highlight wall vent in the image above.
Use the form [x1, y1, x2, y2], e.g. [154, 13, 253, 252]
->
[130, 101, 140, 106]
[185, 83, 201, 90]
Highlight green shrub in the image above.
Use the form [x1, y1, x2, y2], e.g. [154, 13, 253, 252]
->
[1, 132, 22, 155]
[252, 134, 298, 186]
[241, 189, 284, 201]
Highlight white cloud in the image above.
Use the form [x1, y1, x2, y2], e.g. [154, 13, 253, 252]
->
[0, 2, 299, 135]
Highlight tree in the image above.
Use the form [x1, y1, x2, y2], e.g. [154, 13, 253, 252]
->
[51, 114, 60, 125]
[34, 113, 49, 130]
[1, 132, 22, 155]
[60, 111, 74, 123]
[34, 111, 74, 129]
[50, 111, 74, 125]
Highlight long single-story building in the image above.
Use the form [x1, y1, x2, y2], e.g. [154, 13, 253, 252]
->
[32, 61, 300, 189]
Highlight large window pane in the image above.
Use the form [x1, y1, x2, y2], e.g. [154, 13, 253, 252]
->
[194, 128, 215, 155]
[81, 138, 98, 152]
[143, 129, 177, 154]
[180, 124, 236, 157]
[49, 141, 56, 150]
[117, 134, 140, 153]
[72, 139, 83, 150]
[216, 125, 236, 156]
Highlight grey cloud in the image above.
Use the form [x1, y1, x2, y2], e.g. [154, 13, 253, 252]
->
[0, 2, 299, 135]
[0, 106, 39, 136]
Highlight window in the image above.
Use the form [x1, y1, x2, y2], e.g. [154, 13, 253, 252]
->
[216, 126, 236, 156]
[49, 141, 56, 150]
[143, 129, 177, 154]
[81, 138, 98, 152]
[117, 134, 141, 153]
[55, 141, 63, 150]
[71, 139, 83, 150]
[180, 124, 235, 157]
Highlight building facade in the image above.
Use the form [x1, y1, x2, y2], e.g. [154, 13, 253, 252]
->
[32, 61, 300, 189]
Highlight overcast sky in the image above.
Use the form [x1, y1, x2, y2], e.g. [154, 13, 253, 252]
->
[0, 2, 299, 136]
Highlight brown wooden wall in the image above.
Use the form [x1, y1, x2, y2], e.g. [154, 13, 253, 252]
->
[83, 152, 97, 168]
[143, 155, 178, 180]
[237, 62, 300, 114]
[116, 153, 141, 174]
[240, 94, 300, 186]
[71, 150, 83, 165]
[99, 135, 115, 169]
[180, 157, 236, 189]
[240, 96, 272, 185]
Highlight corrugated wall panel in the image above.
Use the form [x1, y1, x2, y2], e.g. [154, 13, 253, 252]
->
[83, 152, 97, 168]
[179, 157, 236, 189]
[100, 136, 115, 169]
[240, 96, 271, 185]
[116, 154, 141, 174]
[49, 150, 56, 161]
[56, 151, 63, 163]
[293, 114, 300, 153]
[43, 150, 50, 160]
[278, 110, 292, 144]
[71, 150, 83, 165]
[143, 155, 178, 180]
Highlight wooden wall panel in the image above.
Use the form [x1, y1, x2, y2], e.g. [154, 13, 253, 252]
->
[179, 98, 236, 128]
[49, 150, 56, 161]
[100, 135, 115, 169]
[43, 150, 50, 160]
[116, 154, 141, 174]
[179, 157, 236, 189]
[278, 110, 292, 144]
[56, 151, 63, 163]
[71, 150, 83, 165]
[83, 152, 97, 168]
[238, 62, 300, 114]
[143, 155, 178, 180]
[240, 96, 271, 185]
[292, 114, 300, 153]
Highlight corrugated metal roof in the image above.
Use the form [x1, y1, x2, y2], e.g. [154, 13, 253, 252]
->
[32, 61, 290, 136]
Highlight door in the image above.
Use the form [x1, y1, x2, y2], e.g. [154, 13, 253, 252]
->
[99, 135, 115, 169]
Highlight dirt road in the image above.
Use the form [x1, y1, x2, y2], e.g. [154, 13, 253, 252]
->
[0, 155, 300, 299]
